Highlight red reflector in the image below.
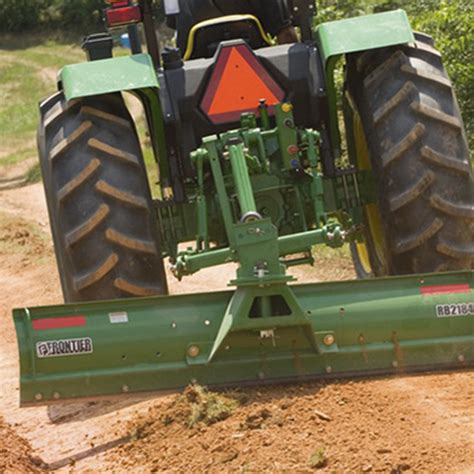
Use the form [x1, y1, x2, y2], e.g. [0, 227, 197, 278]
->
[201, 43, 284, 124]
[32, 316, 86, 331]
[105, 0, 129, 5]
[420, 284, 471, 296]
[106, 5, 141, 27]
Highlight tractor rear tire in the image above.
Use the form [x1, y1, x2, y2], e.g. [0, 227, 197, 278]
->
[38, 92, 168, 302]
[346, 34, 474, 276]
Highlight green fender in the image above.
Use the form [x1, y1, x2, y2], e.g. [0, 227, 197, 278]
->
[315, 9, 415, 156]
[59, 53, 159, 101]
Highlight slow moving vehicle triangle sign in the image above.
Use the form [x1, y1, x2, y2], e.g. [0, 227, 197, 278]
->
[201, 42, 285, 124]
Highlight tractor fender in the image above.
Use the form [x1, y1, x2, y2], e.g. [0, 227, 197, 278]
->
[58, 53, 170, 195]
[315, 9, 415, 156]
[59, 53, 160, 101]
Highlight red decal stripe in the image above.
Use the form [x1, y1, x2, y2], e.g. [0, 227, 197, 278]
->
[32, 316, 86, 331]
[420, 284, 471, 296]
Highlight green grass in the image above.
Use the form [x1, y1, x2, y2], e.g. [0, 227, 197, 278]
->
[308, 448, 328, 469]
[162, 385, 241, 428]
[0, 36, 152, 188]
[0, 36, 85, 179]
[1, 147, 37, 168]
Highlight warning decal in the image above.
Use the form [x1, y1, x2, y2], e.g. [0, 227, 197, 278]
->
[36, 337, 93, 358]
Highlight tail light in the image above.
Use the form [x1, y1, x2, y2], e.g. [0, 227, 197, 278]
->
[105, 1, 142, 28]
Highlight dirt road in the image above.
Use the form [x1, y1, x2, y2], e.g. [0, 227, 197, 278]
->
[0, 182, 472, 473]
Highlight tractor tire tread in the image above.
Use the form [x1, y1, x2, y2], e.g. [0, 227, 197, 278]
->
[389, 170, 435, 212]
[410, 100, 462, 129]
[430, 194, 474, 219]
[394, 218, 444, 255]
[105, 228, 158, 254]
[57, 158, 101, 202]
[66, 204, 110, 247]
[347, 36, 474, 274]
[373, 81, 416, 124]
[420, 146, 472, 175]
[437, 241, 474, 260]
[114, 277, 162, 297]
[74, 253, 119, 292]
[95, 179, 148, 209]
[50, 121, 92, 161]
[38, 92, 168, 302]
[88, 138, 140, 166]
[381, 122, 425, 168]
[81, 106, 132, 129]
[400, 64, 451, 89]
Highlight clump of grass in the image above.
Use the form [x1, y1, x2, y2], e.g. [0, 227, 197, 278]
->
[163, 384, 240, 428]
[25, 162, 42, 184]
[308, 447, 328, 469]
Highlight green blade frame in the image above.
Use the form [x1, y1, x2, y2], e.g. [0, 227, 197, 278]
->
[14, 270, 473, 406]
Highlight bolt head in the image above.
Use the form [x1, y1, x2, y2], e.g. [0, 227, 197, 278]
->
[323, 334, 335, 346]
[392, 360, 399, 368]
[325, 366, 332, 374]
[53, 392, 60, 400]
[188, 345, 200, 358]
[34, 393, 43, 401]
[458, 354, 465, 363]
[122, 384, 129, 393]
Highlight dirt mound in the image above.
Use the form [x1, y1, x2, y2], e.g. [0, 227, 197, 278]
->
[0, 416, 44, 473]
[0, 214, 51, 259]
[109, 374, 473, 473]
[160, 385, 242, 428]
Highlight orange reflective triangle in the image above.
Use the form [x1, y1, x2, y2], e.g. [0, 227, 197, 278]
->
[208, 47, 281, 116]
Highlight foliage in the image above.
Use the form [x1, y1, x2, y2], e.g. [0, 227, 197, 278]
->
[0, 0, 45, 32]
[316, 0, 473, 150]
[0, 0, 104, 32]
[57, 0, 104, 29]
[0, 0, 163, 33]
[407, 0, 473, 150]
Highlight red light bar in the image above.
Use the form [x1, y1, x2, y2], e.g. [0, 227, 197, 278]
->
[106, 5, 141, 28]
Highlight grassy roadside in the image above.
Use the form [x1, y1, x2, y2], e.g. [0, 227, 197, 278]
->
[0, 35, 85, 182]
[0, 33, 155, 188]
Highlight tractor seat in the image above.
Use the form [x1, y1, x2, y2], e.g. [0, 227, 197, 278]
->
[183, 14, 272, 61]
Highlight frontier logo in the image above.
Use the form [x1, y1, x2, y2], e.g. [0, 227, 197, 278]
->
[36, 337, 93, 358]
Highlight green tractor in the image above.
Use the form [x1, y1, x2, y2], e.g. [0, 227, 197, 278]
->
[14, 0, 473, 405]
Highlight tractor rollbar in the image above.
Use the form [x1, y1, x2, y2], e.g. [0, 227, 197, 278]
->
[288, 0, 316, 42]
[140, 0, 161, 69]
